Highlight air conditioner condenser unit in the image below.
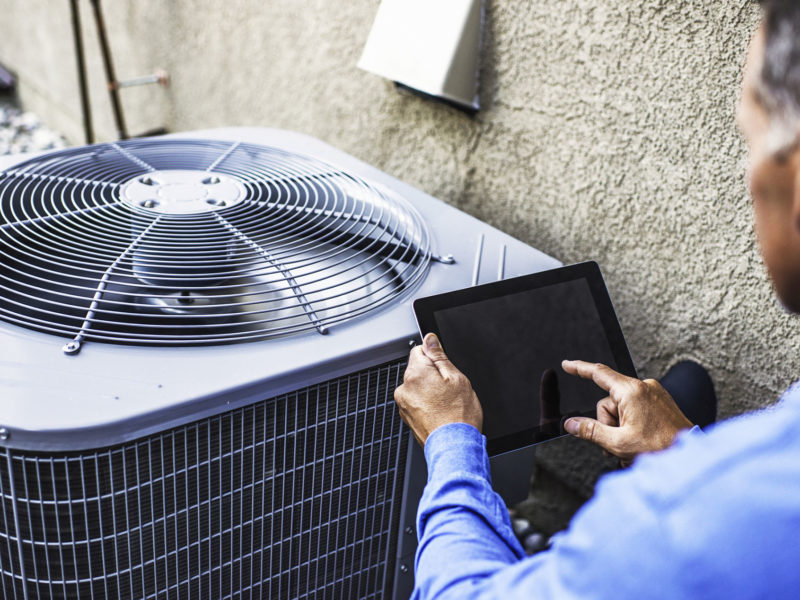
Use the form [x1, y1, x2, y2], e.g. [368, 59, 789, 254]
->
[0, 127, 559, 599]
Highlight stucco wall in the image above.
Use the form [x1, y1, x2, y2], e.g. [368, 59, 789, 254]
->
[1, 0, 797, 418]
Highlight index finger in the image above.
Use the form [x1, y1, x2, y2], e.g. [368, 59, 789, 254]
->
[561, 360, 634, 394]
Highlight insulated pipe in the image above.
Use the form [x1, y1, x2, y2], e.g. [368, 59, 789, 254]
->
[89, 0, 128, 139]
[69, 0, 93, 144]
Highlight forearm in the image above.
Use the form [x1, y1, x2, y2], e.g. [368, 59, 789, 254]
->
[413, 423, 525, 600]
[411, 423, 705, 600]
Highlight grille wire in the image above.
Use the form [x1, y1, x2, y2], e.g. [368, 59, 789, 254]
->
[0, 359, 409, 599]
[0, 139, 431, 353]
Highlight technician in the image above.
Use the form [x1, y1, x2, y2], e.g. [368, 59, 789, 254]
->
[394, 1, 800, 598]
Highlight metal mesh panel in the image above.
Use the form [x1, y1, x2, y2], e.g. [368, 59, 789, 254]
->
[0, 358, 409, 599]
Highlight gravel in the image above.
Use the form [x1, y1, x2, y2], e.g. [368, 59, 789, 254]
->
[0, 98, 68, 156]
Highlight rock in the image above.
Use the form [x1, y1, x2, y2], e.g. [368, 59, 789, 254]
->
[0, 100, 68, 156]
[511, 517, 530, 537]
[18, 111, 39, 131]
[32, 129, 60, 150]
[523, 531, 549, 555]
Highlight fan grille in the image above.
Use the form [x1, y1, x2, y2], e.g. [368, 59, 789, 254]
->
[0, 139, 431, 351]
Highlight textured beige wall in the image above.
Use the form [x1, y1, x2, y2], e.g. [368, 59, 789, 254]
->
[1, 0, 797, 417]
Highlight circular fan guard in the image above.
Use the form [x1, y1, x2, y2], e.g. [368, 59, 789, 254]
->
[0, 139, 431, 351]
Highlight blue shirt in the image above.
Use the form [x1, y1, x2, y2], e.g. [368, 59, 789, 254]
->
[413, 382, 800, 599]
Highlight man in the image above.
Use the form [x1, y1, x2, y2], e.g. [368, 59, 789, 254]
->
[393, 1, 800, 598]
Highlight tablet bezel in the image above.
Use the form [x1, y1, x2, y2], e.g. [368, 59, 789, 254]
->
[413, 261, 637, 455]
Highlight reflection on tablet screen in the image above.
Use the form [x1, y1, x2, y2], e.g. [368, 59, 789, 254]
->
[433, 278, 617, 454]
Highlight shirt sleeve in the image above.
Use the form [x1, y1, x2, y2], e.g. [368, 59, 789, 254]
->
[412, 423, 525, 600]
[411, 423, 701, 600]
[411, 404, 800, 600]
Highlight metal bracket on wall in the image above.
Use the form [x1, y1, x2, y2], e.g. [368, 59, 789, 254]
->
[109, 69, 169, 91]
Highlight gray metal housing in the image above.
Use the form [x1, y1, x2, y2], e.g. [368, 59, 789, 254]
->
[0, 127, 560, 453]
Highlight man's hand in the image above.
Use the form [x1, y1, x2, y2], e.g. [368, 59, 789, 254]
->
[562, 360, 693, 465]
[394, 333, 483, 446]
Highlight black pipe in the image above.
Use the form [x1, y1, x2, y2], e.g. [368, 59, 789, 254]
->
[89, 0, 128, 140]
[0, 63, 15, 92]
[69, 0, 93, 144]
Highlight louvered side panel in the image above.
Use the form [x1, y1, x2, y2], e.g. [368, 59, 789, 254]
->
[0, 358, 409, 599]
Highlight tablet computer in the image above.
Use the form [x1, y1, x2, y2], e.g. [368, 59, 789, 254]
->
[413, 261, 636, 456]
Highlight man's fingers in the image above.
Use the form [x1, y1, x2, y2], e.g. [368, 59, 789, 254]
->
[421, 333, 461, 378]
[564, 416, 620, 453]
[404, 345, 435, 378]
[562, 360, 633, 394]
[409, 344, 433, 366]
[596, 396, 619, 427]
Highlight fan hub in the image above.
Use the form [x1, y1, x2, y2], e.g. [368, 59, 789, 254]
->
[120, 169, 246, 214]
[158, 182, 208, 202]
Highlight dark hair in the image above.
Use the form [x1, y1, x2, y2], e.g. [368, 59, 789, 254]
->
[757, 0, 800, 150]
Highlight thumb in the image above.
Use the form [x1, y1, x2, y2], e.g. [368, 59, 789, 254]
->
[421, 333, 459, 377]
[564, 416, 619, 453]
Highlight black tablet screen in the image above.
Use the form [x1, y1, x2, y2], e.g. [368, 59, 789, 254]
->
[431, 277, 621, 454]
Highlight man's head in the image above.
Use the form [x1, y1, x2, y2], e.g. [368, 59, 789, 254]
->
[738, 0, 800, 312]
